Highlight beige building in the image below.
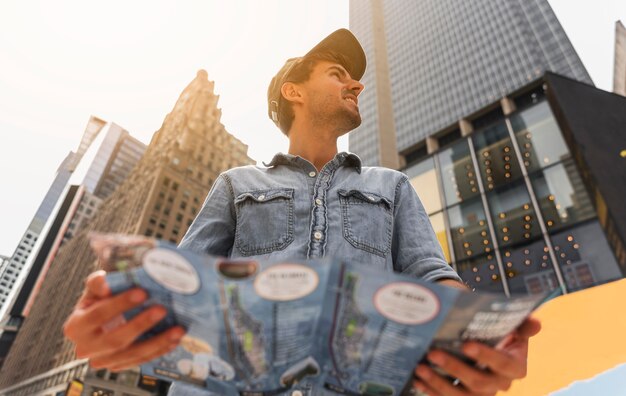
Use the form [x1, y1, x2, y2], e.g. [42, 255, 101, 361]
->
[0, 70, 254, 396]
[614, 20, 626, 96]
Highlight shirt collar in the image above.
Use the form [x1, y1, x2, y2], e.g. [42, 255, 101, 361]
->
[263, 152, 362, 174]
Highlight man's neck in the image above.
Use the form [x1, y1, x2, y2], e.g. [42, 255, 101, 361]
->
[287, 124, 342, 171]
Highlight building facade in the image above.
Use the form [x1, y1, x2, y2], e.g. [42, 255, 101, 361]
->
[614, 20, 626, 96]
[0, 123, 146, 369]
[401, 73, 624, 296]
[0, 70, 254, 395]
[348, 0, 593, 167]
[0, 116, 106, 320]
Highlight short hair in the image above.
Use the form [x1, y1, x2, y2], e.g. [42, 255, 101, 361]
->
[277, 51, 350, 136]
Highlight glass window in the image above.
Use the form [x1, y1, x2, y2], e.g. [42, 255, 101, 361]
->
[510, 101, 570, 172]
[487, 180, 541, 248]
[429, 212, 451, 263]
[447, 198, 494, 260]
[457, 254, 504, 294]
[437, 140, 480, 206]
[406, 157, 443, 215]
[472, 121, 523, 191]
[502, 239, 559, 295]
[550, 221, 622, 292]
[530, 160, 595, 231]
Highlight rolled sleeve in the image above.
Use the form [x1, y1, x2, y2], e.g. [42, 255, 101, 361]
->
[391, 177, 462, 283]
[179, 174, 236, 256]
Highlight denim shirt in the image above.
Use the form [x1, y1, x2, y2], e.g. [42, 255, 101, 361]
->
[172, 152, 461, 396]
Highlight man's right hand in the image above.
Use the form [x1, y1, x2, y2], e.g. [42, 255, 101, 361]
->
[63, 270, 185, 371]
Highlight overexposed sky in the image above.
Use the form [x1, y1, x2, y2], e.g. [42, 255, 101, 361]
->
[0, 1, 625, 255]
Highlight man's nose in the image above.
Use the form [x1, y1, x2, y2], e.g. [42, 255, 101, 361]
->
[349, 80, 364, 96]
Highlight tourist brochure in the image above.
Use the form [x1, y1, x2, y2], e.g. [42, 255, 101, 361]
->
[90, 233, 555, 396]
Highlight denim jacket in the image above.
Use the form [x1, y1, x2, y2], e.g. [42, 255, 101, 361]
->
[173, 152, 461, 395]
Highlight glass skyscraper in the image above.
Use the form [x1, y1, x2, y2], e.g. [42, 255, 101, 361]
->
[349, 0, 592, 167]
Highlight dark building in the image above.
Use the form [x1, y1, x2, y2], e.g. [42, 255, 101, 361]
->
[401, 73, 624, 296]
[349, 0, 592, 168]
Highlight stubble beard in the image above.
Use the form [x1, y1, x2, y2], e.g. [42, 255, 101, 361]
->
[311, 95, 362, 134]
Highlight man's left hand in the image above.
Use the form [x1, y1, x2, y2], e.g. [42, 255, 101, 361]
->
[413, 317, 541, 395]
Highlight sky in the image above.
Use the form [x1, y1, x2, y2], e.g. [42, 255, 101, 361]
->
[0, 0, 625, 261]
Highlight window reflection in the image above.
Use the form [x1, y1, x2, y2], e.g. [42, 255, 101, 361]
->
[457, 254, 504, 293]
[406, 157, 443, 215]
[510, 101, 570, 172]
[472, 121, 523, 191]
[502, 239, 559, 295]
[438, 140, 480, 206]
[429, 212, 451, 263]
[550, 221, 623, 292]
[530, 160, 595, 231]
[447, 198, 493, 260]
[487, 180, 541, 248]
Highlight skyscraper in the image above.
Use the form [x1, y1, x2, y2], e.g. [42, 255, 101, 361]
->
[0, 116, 106, 318]
[614, 20, 626, 96]
[349, 0, 592, 167]
[0, 70, 254, 395]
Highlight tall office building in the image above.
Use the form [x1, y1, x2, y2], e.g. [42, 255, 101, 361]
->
[614, 20, 626, 96]
[0, 116, 106, 319]
[0, 70, 254, 395]
[0, 123, 146, 375]
[349, 0, 593, 167]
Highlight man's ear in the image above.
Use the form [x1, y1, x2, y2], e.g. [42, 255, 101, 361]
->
[281, 82, 304, 104]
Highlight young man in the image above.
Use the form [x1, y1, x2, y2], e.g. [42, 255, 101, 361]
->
[64, 29, 540, 395]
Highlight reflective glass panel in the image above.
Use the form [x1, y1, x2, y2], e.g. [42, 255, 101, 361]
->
[510, 101, 570, 172]
[406, 157, 443, 215]
[456, 254, 504, 294]
[429, 212, 451, 263]
[472, 121, 523, 191]
[487, 179, 541, 248]
[550, 221, 623, 292]
[447, 198, 494, 260]
[502, 239, 560, 295]
[438, 139, 480, 206]
[530, 160, 595, 231]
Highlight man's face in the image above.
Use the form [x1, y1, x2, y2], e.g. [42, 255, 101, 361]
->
[299, 60, 365, 134]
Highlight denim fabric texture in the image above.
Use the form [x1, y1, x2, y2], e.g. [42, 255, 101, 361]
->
[170, 152, 461, 396]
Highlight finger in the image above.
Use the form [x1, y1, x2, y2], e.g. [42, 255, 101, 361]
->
[414, 364, 468, 396]
[427, 350, 510, 393]
[84, 270, 111, 298]
[463, 342, 526, 379]
[90, 326, 185, 370]
[74, 271, 111, 310]
[517, 317, 541, 339]
[67, 288, 147, 339]
[413, 378, 443, 396]
[76, 304, 166, 358]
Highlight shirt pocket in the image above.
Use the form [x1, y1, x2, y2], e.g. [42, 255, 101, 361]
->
[338, 189, 393, 257]
[234, 188, 295, 256]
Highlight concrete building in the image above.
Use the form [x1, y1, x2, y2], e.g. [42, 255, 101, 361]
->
[400, 73, 624, 295]
[348, 0, 592, 168]
[0, 70, 254, 396]
[614, 20, 626, 96]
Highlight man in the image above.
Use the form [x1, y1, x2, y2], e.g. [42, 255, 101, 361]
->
[64, 29, 540, 395]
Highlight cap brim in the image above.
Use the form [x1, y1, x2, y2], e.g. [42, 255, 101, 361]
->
[305, 28, 366, 81]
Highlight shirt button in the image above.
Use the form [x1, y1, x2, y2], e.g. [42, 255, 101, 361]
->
[315, 198, 322, 205]
[257, 194, 265, 201]
[308, 171, 316, 178]
[313, 231, 323, 240]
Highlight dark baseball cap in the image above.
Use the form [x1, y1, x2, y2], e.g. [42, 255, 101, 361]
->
[267, 28, 366, 129]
